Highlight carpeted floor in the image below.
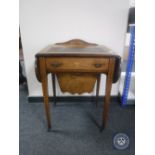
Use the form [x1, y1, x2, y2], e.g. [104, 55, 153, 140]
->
[19, 85, 135, 155]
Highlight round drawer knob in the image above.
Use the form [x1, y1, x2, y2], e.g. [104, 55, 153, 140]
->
[94, 64, 102, 68]
[51, 62, 62, 67]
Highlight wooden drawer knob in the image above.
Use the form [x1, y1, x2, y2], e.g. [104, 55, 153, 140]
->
[51, 62, 62, 67]
[94, 64, 102, 68]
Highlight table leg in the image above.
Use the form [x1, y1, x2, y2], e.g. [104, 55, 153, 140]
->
[40, 58, 52, 131]
[100, 58, 115, 131]
[95, 74, 101, 106]
[51, 73, 56, 105]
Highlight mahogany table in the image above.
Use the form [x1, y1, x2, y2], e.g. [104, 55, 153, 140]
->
[35, 39, 121, 131]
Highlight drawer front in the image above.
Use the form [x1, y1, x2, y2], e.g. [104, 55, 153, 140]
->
[46, 57, 109, 73]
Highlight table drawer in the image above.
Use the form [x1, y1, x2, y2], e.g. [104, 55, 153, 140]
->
[46, 57, 109, 72]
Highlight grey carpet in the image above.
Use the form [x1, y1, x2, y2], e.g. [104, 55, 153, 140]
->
[19, 85, 135, 155]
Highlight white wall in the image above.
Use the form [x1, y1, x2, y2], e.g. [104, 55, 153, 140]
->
[20, 0, 129, 97]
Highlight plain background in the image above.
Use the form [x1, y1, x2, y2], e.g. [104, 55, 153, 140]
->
[19, 0, 129, 97]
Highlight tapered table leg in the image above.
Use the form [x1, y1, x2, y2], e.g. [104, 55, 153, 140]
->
[95, 74, 101, 106]
[100, 58, 115, 131]
[40, 57, 52, 130]
[51, 73, 57, 105]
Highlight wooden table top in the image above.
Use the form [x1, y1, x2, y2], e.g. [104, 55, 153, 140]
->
[35, 39, 121, 59]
